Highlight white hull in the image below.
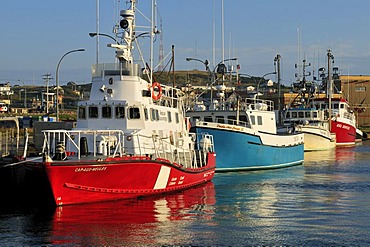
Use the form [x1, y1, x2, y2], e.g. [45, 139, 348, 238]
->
[297, 125, 336, 151]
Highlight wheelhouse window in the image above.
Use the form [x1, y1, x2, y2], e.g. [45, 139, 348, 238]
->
[144, 108, 149, 121]
[102, 106, 112, 118]
[155, 109, 159, 120]
[204, 116, 213, 122]
[227, 116, 236, 125]
[216, 116, 225, 123]
[250, 115, 255, 125]
[88, 106, 98, 118]
[175, 113, 179, 123]
[257, 116, 263, 125]
[78, 106, 86, 119]
[167, 111, 172, 122]
[128, 107, 141, 119]
[150, 108, 159, 121]
[192, 116, 201, 123]
[239, 115, 248, 124]
[115, 106, 125, 119]
[150, 108, 156, 121]
[305, 112, 311, 118]
[298, 112, 304, 118]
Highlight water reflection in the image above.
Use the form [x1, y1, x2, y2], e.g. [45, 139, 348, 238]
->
[49, 182, 216, 246]
[3, 142, 370, 246]
[303, 145, 359, 165]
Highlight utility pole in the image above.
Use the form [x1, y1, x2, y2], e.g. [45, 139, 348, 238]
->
[42, 73, 53, 114]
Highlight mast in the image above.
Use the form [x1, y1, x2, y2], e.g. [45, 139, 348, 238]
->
[157, 10, 164, 71]
[327, 49, 334, 131]
[275, 54, 282, 122]
[212, 0, 216, 68]
[221, 0, 225, 63]
[96, 0, 100, 65]
[150, 0, 155, 83]
[296, 26, 302, 81]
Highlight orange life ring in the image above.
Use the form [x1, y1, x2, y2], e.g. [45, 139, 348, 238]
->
[152, 82, 162, 101]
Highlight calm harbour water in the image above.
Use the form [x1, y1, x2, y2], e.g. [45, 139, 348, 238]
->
[1, 141, 370, 246]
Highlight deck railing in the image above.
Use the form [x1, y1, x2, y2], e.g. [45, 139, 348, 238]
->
[41, 129, 214, 169]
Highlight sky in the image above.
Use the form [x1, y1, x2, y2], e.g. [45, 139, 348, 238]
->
[1, 0, 370, 87]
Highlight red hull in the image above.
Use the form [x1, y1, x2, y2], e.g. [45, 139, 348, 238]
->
[331, 120, 356, 146]
[31, 154, 216, 206]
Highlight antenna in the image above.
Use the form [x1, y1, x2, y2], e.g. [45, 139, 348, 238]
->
[296, 25, 302, 81]
[157, 9, 164, 71]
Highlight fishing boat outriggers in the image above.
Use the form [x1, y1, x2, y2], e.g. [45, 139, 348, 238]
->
[25, 0, 216, 206]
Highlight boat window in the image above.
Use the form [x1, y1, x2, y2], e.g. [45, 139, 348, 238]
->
[88, 106, 99, 118]
[128, 107, 141, 119]
[144, 108, 149, 120]
[227, 116, 236, 125]
[291, 112, 298, 118]
[312, 111, 318, 118]
[257, 116, 263, 125]
[285, 112, 291, 118]
[167, 111, 172, 123]
[78, 106, 86, 119]
[239, 115, 248, 123]
[298, 112, 304, 118]
[175, 113, 179, 123]
[192, 116, 200, 122]
[305, 112, 311, 118]
[115, 106, 125, 119]
[204, 116, 213, 122]
[339, 103, 344, 109]
[250, 115, 256, 125]
[155, 109, 159, 121]
[334, 103, 339, 109]
[150, 108, 156, 121]
[216, 116, 225, 123]
[102, 106, 112, 118]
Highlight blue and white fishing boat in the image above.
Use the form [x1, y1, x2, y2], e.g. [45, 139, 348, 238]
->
[186, 96, 304, 172]
[185, 2, 303, 171]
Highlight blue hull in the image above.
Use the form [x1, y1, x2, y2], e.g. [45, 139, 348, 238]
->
[196, 127, 304, 172]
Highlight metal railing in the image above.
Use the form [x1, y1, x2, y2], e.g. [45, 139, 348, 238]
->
[41, 129, 214, 169]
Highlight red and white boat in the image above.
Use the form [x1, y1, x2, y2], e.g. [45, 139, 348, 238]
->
[313, 49, 356, 146]
[25, 1, 216, 206]
[313, 97, 356, 146]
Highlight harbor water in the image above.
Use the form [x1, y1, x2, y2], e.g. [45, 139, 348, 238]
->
[1, 142, 370, 246]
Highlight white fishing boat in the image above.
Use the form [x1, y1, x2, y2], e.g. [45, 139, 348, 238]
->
[282, 108, 336, 151]
[282, 56, 336, 151]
